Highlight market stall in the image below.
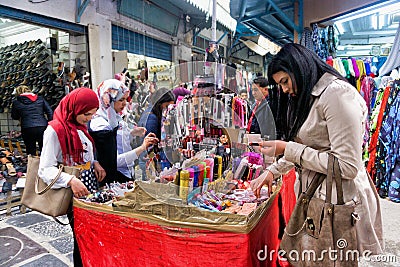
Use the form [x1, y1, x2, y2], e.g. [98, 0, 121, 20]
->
[73, 70, 296, 266]
[73, 169, 295, 267]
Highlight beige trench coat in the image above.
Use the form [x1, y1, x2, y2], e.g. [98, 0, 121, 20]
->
[267, 73, 384, 254]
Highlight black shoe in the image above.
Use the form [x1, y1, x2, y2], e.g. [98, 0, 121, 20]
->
[15, 165, 27, 173]
[1, 181, 12, 193]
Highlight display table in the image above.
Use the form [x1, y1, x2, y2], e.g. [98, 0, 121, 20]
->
[73, 169, 296, 267]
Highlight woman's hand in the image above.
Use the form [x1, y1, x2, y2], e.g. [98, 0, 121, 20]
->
[93, 161, 106, 182]
[141, 133, 159, 150]
[250, 170, 274, 198]
[255, 140, 287, 157]
[131, 126, 147, 137]
[69, 176, 89, 198]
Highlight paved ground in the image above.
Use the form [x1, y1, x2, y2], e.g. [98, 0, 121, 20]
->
[0, 198, 399, 266]
[359, 198, 400, 267]
[0, 210, 73, 266]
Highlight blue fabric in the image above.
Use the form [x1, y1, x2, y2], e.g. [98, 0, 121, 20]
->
[375, 57, 387, 76]
[137, 105, 161, 180]
[144, 113, 161, 139]
[365, 62, 371, 76]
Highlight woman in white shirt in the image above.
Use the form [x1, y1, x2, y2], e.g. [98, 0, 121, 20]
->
[89, 79, 158, 184]
[38, 87, 106, 267]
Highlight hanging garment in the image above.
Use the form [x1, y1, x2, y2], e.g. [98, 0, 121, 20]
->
[312, 23, 327, 60]
[342, 58, 351, 79]
[299, 27, 314, 51]
[366, 86, 391, 182]
[356, 60, 367, 91]
[363, 88, 383, 161]
[326, 25, 337, 57]
[346, 58, 357, 87]
[352, 58, 360, 80]
[326, 56, 333, 66]
[232, 97, 247, 128]
[375, 81, 400, 201]
[348, 58, 356, 77]
[360, 76, 377, 153]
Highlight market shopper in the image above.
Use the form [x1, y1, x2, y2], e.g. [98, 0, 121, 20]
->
[239, 89, 248, 101]
[246, 76, 276, 139]
[138, 87, 175, 141]
[89, 79, 159, 184]
[11, 85, 53, 155]
[138, 87, 175, 179]
[38, 87, 106, 267]
[250, 43, 383, 254]
[172, 83, 191, 99]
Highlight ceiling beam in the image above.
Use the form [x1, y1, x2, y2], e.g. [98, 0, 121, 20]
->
[238, 0, 248, 22]
[258, 17, 294, 38]
[265, 0, 302, 33]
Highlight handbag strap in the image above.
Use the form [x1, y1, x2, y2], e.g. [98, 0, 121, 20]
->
[35, 164, 64, 195]
[304, 173, 325, 198]
[325, 154, 345, 205]
[333, 155, 345, 205]
[303, 154, 345, 205]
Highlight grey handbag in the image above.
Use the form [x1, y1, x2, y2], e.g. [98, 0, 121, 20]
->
[280, 154, 359, 267]
[22, 155, 80, 217]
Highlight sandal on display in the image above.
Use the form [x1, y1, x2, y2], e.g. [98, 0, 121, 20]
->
[0, 157, 10, 165]
[6, 163, 17, 176]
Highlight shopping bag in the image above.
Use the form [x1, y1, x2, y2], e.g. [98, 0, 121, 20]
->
[280, 154, 358, 267]
[21, 155, 80, 217]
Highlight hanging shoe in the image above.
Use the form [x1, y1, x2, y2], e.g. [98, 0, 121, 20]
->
[69, 69, 77, 82]
[82, 72, 90, 87]
[57, 62, 65, 77]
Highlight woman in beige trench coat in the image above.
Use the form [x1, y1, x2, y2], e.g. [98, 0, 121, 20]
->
[250, 43, 383, 255]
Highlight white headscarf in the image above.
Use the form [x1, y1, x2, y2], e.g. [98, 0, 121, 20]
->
[95, 79, 129, 129]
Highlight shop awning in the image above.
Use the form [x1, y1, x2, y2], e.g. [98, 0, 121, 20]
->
[184, 0, 237, 32]
[240, 39, 268, 56]
[125, 0, 237, 35]
[239, 35, 281, 56]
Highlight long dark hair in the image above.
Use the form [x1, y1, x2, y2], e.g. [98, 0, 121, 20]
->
[150, 87, 176, 122]
[267, 43, 346, 141]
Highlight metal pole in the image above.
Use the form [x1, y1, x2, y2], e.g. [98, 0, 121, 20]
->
[212, 0, 217, 43]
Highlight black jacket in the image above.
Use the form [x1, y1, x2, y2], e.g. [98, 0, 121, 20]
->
[11, 94, 53, 129]
[88, 126, 118, 186]
[248, 98, 276, 139]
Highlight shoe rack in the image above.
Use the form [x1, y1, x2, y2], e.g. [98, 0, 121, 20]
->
[149, 64, 171, 83]
[0, 40, 53, 109]
[0, 39, 55, 134]
[127, 54, 172, 84]
[53, 31, 89, 92]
